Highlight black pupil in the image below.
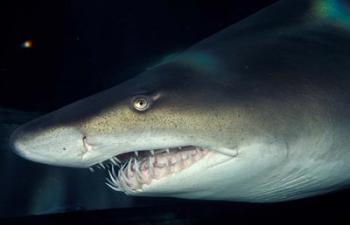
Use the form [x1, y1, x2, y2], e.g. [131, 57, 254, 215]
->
[138, 99, 145, 106]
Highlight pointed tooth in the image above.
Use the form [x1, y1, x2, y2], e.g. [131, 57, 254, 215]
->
[108, 170, 114, 180]
[99, 163, 105, 169]
[118, 167, 125, 185]
[111, 165, 117, 178]
[89, 167, 94, 172]
[113, 157, 121, 163]
[110, 158, 117, 165]
[105, 177, 113, 185]
[121, 162, 130, 181]
[121, 162, 128, 170]
[150, 150, 155, 155]
[108, 170, 116, 183]
[148, 157, 154, 177]
[116, 163, 127, 186]
[133, 159, 143, 182]
[105, 182, 122, 192]
[127, 159, 133, 175]
[135, 151, 138, 157]
[166, 148, 170, 153]
[108, 170, 121, 188]
[118, 163, 127, 179]
[119, 166, 130, 187]
[134, 159, 141, 174]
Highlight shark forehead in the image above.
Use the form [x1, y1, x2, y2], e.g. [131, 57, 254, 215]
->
[10, 0, 350, 202]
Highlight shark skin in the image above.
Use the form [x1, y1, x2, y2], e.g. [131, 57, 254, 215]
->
[10, 0, 350, 202]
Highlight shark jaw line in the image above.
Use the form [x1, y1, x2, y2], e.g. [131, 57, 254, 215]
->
[88, 146, 237, 194]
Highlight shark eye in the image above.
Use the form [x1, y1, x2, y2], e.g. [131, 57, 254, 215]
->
[132, 95, 151, 111]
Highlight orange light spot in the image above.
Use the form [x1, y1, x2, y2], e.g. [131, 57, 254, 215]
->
[22, 40, 33, 48]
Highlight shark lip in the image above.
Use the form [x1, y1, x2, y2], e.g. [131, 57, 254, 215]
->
[88, 146, 213, 193]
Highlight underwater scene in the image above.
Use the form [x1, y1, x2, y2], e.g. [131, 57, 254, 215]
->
[1, 0, 350, 224]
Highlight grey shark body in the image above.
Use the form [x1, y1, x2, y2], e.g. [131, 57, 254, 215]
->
[10, 0, 350, 202]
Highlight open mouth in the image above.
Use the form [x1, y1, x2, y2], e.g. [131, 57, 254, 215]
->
[89, 146, 210, 193]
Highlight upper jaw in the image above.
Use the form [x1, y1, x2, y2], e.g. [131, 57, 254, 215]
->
[85, 143, 239, 168]
[89, 145, 210, 169]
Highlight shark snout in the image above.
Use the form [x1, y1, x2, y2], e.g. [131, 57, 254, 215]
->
[10, 120, 91, 167]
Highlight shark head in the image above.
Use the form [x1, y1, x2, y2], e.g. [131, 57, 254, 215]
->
[10, 0, 350, 202]
[10, 52, 289, 202]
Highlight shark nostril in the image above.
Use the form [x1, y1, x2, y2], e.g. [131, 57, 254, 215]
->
[82, 136, 92, 153]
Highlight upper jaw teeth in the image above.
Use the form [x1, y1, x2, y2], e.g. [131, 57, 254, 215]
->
[89, 146, 206, 171]
[89, 146, 204, 171]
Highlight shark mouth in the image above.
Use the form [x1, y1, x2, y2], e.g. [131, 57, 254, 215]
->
[89, 146, 209, 193]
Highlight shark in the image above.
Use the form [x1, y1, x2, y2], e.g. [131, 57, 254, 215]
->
[10, 0, 350, 202]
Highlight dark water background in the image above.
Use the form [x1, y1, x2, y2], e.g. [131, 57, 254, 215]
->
[1, 0, 349, 224]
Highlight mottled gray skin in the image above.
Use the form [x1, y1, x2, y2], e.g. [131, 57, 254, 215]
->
[10, 0, 350, 202]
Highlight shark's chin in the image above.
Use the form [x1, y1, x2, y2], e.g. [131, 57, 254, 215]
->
[88, 146, 228, 194]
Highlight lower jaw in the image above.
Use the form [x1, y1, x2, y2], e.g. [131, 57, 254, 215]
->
[89, 146, 210, 192]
